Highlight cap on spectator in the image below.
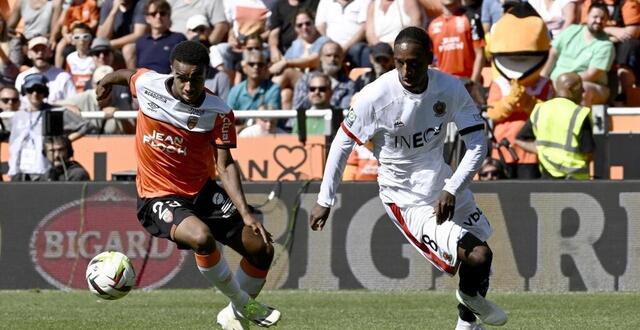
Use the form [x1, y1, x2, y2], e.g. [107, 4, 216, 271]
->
[28, 36, 49, 49]
[186, 15, 210, 31]
[92, 65, 114, 86]
[90, 38, 112, 54]
[370, 42, 393, 60]
[209, 46, 224, 69]
[23, 73, 49, 90]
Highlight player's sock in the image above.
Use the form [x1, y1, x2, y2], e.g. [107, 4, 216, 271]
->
[235, 258, 268, 298]
[458, 253, 492, 296]
[195, 251, 249, 307]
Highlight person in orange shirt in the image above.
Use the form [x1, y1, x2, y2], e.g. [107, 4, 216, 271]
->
[95, 40, 281, 329]
[427, 0, 486, 102]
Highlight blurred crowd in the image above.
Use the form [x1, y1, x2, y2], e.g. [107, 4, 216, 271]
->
[0, 0, 637, 181]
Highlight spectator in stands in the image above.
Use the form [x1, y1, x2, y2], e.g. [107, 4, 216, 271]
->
[481, 0, 506, 34]
[0, 19, 19, 82]
[0, 86, 19, 136]
[8, 73, 92, 181]
[427, 0, 485, 100]
[227, 49, 281, 128]
[365, 0, 423, 46]
[527, 0, 577, 38]
[238, 106, 288, 137]
[477, 157, 507, 180]
[206, 46, 232, 101]
[8, 0, 53, 41]
[51, 0, 100, 68]
[293, 41, 355, 111]
[271, 9, 329, 109]
[292, 72, 342, 136]
[96, 0, 147, 70]
[43, 135, 90, 181]
[218, 0, 271, 71]
[15, 36, 76, 105]
[581, 0, 640, 105]
[59, 65, 135, 134]
[167, 0, 229, 45]
[65, 23, 96, 93]
[85, 38, 134, 108]
[185, 14, 212, 47]
[354, 42, 395, 92]
[315, 0, 370, 68]
[515, 72, 594, 180]
[136, 0, 186, 74]
[268, 0, 320, 63]
[542, 2, 614, 106]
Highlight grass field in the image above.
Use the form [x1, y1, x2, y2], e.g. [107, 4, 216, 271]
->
[1, 289, 638, 329]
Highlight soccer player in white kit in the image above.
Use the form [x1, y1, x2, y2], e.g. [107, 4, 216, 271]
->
[309, 27, 508, 329]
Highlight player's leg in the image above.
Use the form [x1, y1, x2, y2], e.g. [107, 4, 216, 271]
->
[455, 234, 506, 327]
[173, 215, 250, 309]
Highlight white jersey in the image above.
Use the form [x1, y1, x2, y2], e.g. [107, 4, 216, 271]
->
[342, 69, 484, 207]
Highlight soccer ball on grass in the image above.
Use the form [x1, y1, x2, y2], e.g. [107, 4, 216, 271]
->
[86, 251, 135, 300]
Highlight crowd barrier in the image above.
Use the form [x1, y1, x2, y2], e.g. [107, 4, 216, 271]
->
[1, 181, 639, 292]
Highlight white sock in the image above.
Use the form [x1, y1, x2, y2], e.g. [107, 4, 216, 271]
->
[195, 251, 249, 308]
[235, 258, 268, 298]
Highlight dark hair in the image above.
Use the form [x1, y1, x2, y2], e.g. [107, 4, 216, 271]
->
[145, 0, 171, 15]
[44, 135, 74, 158]
[394, 26, 432, 51]
[588, 1, 609, 17]
[71, 22, 93, 34]
[0, 85, 18, 94]
[170, 40, 210, 68]
[292, 9, 315, 26]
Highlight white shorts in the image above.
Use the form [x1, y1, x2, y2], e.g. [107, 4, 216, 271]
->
[383, 190, 492, 276]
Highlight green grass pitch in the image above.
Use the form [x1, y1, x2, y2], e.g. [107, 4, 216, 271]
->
[1, 290, 638, 329]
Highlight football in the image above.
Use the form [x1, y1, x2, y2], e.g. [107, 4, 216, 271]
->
[85, 251, 136, 300]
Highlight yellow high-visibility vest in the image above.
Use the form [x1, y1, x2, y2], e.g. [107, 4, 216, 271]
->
[531, 97, 591, 179]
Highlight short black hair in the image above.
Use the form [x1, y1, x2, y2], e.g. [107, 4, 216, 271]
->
[394, 26, 432, 51]
[588, 1, 609, 17]
[170, 40, 210, 68]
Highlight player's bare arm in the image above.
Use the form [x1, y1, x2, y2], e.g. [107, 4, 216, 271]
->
[214, 146, 272, 244]
[95, 69, 135, 107]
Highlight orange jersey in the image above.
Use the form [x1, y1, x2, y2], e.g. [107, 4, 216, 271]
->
[130, 69, 237, 198]
[427, 10, 485, 78]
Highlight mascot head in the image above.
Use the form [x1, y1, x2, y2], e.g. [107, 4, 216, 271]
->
[490, 2, 550, 85]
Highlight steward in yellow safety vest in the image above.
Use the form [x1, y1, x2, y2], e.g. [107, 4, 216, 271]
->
[515, 72, 595, 179]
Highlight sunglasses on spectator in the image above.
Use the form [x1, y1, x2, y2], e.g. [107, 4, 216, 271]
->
[92, 50, 112, 57]
[147, 11, 169, 17]
[309, 86, 328, 92]
[296, 21, 312, 28]
[25, 86, 48, 95]
[246, 46, 261, 51]
[0, 97, 18, 103]
[72, 33, 92, 41]
[247, 62, 266, 68]
[190, 26, 206, 33]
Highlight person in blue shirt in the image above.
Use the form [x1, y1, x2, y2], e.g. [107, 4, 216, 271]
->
[135, 0, 186, 73]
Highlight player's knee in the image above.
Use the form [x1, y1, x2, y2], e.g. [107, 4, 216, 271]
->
[248, 240, 274, 269]
[191, 232, 216, 254]
[467, 245, 492, 267]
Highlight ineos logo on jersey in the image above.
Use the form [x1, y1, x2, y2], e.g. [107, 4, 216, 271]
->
[394, 123, 443, 149]
[143, 129, 187, 155]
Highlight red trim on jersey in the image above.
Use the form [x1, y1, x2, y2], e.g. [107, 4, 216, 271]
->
[388, 203, 456, 274]
[340, 123, 364, 145]
[129, 68, 151, 97]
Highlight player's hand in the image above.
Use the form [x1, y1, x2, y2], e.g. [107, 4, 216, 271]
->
[309, 203, 331, 231]
[434, 191, 456, 225]
[242, 213, 273, 244]
[95, 78, 112, 108]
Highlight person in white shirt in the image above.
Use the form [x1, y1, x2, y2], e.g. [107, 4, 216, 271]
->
[309, 27, 508, 330]
[15, 36, 77, 105]
[64, 23, 97, 93]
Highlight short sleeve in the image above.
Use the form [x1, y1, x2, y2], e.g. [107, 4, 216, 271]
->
[99, 0, 112, 24]
[622, 0, 640, 26]
[129, 68, 151, 98]
[133, 0, 146, 25]
[341, 100, 376, 145]
[453, 81, 485, 135]
[315, 0, 328, 26]
[208, 0, 228, 26]
[213, 111, 237, 148]
[590, 42, 615, 71]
